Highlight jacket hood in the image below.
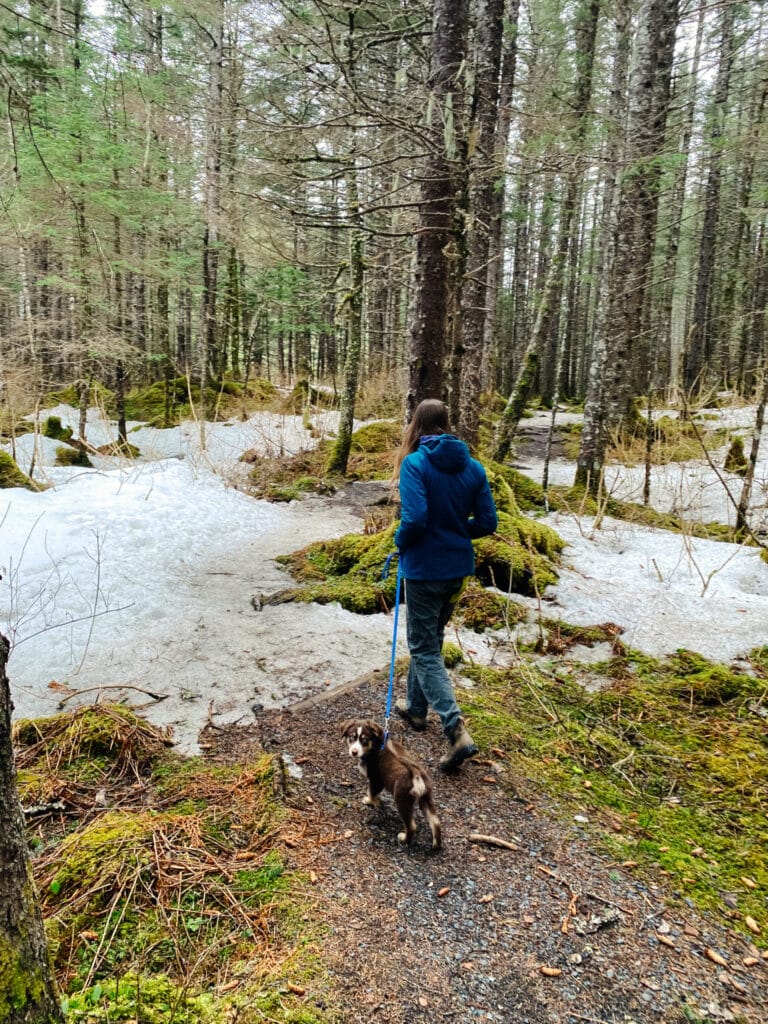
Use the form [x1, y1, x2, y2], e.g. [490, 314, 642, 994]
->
[419, 434, 471, 474]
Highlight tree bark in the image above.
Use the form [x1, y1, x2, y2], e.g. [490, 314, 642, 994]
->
[576, 0, 679, 489]
[406, 0, 469, 420]
[457, 0, 505, 447]
[683, 1, 736, 391]
[0, 635, 64, 1024]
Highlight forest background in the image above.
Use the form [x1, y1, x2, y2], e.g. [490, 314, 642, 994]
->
[2, 0, 766, 471]
[2, 1, 768, 1022]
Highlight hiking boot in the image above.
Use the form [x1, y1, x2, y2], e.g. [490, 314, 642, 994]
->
[395, 698, 427, 732]
[439, 718, 478, 771]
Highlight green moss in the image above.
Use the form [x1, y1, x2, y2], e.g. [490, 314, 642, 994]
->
[556, 486, 737, 544]
[0, 450, 41, 490]
[62, 974, 227, 1024]
[123, 377, 197, 426]
[457, 579, 527, 632]
[0, 925, 51, 1020]
[14, 705, 171, 806]
[274, 467, 563, 614]
[458, 645, 768, 936]
[348, 420, 401, 454]
[724, 436, 748, 476]
[43, 415, 73, 441]
[43, 383, 114, 410]
[276, 525, 399, 613]
[489, 461, 558, 511]
[54, 445, 93, 467]
[94, 440, 141, 458]
[441, 642, 464, 668]
[0, 411, 34, 441]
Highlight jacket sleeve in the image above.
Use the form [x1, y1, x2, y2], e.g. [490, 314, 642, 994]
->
[394, 455, 428, 549]
[466, 469, 498, 539]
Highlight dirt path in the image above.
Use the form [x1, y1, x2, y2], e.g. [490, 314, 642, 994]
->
[204, 672, 766, 1024]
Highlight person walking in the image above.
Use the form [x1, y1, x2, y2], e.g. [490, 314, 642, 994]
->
[393, 399, 498, 770]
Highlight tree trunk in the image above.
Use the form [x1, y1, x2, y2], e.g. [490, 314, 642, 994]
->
[0, 635, 64, 1024]
[457, 0, 505, 447]
[406, 0, 469, 420]
[576, 0, 679, 488]
[683, 1, 736, 391]
[494, 0, 600, 458]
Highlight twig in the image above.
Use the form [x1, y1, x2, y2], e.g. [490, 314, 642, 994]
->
[57, 683, 168, 706]
[468, 833, 520, 851]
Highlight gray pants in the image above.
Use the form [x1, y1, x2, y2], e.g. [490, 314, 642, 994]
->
[404, 577, 465, 738]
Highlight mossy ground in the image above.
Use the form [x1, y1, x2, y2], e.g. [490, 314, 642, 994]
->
[15, 706, 336, 1024]
[458, 636, 768, 939]
[122, 376, 280, 427]
[246, 419, 402, 501]
[553, 485, 739, 544]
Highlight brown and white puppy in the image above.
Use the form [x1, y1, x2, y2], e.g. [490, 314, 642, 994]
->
[341, 719, 442, 850]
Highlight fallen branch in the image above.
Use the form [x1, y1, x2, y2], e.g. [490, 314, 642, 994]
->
[468, 833, 520, 851]
[57, 683, 167, 707]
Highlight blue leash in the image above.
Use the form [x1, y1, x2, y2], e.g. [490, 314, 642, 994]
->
[381, 552, 402, 747]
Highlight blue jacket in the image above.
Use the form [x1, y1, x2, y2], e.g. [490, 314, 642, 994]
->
[394, 434, 498, 580]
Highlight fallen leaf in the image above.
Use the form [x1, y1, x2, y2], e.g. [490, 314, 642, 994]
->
[481, 776, 498, 784]
[745, 916, 761, 935]
[741, 876, 757, 889]
[706, 948, 728, 967]
[437, 887, 450, 898]
[306, 795, 313, 804]
[478, 894, 494, 904]
[461, 961, 475, 970]
[683, 924, 699, 937]
[691, 847, 704, 857]
[218, 980, 240, 993]
[582, 780, 592, 788]
[343, 830, 352, 839]
[523, 915, 535, 925]
[743, 957, 759, 967]
[539, 966, 562, 977]
[309, 871, 318, 884]
[621, 860, 638, 868]
[659, 845, 670, 852]
[418, 997, 428, 1008]
[491, 747, 507, 759]
[78, 930, 99, 941]
[286, 983, 306, 996]
[657, 934, 675, 948]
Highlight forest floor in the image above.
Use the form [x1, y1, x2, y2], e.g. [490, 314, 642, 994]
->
[201, 671, 767, 1024]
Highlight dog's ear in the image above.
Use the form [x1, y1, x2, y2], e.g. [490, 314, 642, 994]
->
[367, 721, 384, 742]
[340, 720, 355, 737]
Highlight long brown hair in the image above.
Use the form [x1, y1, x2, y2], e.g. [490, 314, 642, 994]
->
[392, 399, 451, 480]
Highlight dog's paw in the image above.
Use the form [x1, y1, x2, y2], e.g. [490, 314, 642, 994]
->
[397, 830, 407, 844]
[363, 795, 381, 808]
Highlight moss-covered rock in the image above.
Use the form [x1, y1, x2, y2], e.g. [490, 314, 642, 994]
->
[724, 436, 748, 476]
[276, 524, 400, 613]
[43, 415, 73, 441]
[0, 450, 41, 490]
[95, 439, 141, 458]
[457, 579, 527, 632]
[55, 445, 93, 467]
